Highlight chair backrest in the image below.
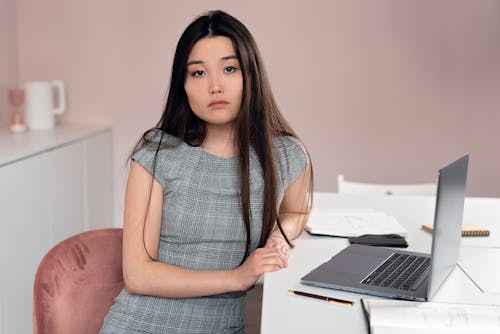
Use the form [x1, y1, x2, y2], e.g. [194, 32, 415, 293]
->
[33, 228, 123, 334]
[337, 174, 437, 196]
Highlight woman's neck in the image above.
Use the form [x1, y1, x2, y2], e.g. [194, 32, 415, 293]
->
[202, 125, 238, 158]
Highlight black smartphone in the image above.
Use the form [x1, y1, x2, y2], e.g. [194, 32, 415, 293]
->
[348, 234, 408, 248]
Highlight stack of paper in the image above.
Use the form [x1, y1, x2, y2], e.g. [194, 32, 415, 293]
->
[305, 209, 408, 237]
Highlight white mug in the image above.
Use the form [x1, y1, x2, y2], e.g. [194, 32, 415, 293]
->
[24, 80, 66, 130]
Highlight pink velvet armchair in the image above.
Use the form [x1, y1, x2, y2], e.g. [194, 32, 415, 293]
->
[33, 228, 124, 334]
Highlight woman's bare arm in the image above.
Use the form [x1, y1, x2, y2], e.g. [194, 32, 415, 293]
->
[265, 164, 312, 252]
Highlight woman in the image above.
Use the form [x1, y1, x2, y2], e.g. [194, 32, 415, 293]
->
[101, 10, 312, 333]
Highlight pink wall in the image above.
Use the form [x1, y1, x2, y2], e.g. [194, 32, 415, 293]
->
[0, 0, 19, 125]
[14, 0, 500, 226]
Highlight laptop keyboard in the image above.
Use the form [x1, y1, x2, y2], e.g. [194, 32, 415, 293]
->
[361, 253, 430, 291]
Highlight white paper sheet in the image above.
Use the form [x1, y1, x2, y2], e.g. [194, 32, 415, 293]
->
[459, 247, 500, 294]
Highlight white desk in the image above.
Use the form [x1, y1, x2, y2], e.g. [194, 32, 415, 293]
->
[261, 193, 500, 333]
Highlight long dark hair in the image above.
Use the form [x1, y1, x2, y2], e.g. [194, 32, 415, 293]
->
[133, 10, 313, 261]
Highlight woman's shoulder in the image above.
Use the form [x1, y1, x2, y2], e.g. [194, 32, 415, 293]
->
[132, 130, 186, 164]
[141, 129, 182, 148]
[131, 130, 188, 187]
[273, 135, 309, 165]
[272, 135, 309, 186]
[273, 135, 306, 154]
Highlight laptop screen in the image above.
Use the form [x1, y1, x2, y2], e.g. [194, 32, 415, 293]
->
[427, 155, 468, 299]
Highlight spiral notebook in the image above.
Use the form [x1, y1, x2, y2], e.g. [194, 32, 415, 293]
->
[422, 223, 490, 237]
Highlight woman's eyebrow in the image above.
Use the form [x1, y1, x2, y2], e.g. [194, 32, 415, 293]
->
[186, 55, 238, 67]
[186, 60, 203, 67]
[221, 55, 238, 61]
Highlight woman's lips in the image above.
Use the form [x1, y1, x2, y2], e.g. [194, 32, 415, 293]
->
[209, 100, 229, 109]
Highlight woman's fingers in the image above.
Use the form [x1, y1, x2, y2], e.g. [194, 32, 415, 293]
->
[266, 238, 291, 258]
[280, 245, 290, 258]
[236, 247, 290, 290]
[255, 247, 288, 269]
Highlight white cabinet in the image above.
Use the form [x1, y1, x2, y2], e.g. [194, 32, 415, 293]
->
[0, 152, 51, 334]
[84, 130, 113, 231]
[0, 124, 113, 334]
[47, 141, 87, 243]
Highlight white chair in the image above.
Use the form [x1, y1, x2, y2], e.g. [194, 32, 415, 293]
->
[337, 174, 437, 196]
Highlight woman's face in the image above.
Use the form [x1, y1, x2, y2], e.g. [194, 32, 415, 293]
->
[184, 36, 243, 131]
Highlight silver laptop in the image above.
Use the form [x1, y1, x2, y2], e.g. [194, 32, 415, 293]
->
[301, 155, 468, 301]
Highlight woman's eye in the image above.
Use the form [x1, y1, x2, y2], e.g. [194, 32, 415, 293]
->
[191, 70, 204, 77]
[224, 66, 238, 73]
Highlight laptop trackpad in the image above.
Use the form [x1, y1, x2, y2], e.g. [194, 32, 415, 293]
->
[303, 245, 392, 283]
[334, 253, 384, 275]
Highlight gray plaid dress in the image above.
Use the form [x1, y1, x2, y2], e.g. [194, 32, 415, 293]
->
[100, 133, 308, 334]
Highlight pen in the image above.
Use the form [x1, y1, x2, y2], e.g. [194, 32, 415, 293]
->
[288, 289, 355, 307]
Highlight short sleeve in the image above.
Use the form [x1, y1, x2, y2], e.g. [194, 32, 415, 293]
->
[132, 145, 165, 188]
[131, 131, 171, 190]
[274, 136, 309, 188]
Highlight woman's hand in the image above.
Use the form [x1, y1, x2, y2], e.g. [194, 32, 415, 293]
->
[233, 246, 288, 291]
[264, 230, 291, 258]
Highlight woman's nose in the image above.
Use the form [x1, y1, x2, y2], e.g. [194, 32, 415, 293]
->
[209, 75, 223, 94]
[210, 86, 223, 94]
